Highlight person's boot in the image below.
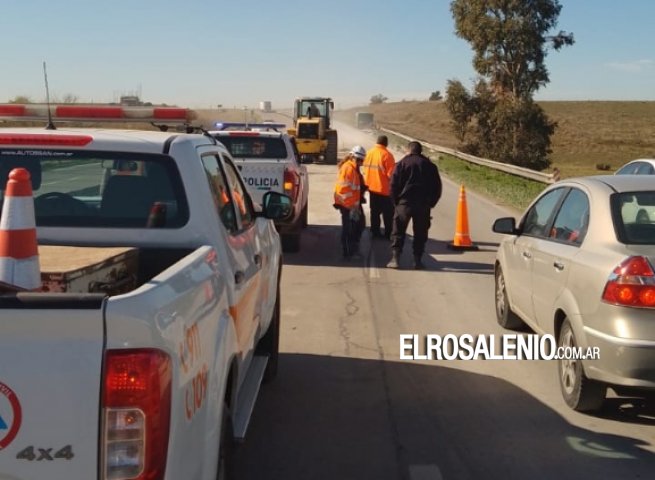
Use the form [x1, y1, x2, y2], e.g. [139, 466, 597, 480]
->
[414, 254, 425, 270]
[387, 251, 400, 269]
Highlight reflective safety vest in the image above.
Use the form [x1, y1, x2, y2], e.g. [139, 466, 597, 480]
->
[362, 144, 395, 196]
[334, 159, 361, 209]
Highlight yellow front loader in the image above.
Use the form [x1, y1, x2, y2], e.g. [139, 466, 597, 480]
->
[287, 97, 338, 164]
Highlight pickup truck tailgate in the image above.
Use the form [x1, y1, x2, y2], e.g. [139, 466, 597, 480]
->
[235, 161, 284, 204]
[0, 296, 105, 479]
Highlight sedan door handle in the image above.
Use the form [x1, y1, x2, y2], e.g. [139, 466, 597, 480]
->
[553, 261, 565, 271]
[522, 251, 532, 259]
[235, 270, 245, 285]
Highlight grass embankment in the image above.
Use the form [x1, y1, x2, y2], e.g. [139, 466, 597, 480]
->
[380, 130, 546, 212]
[335, 100, 655, 211]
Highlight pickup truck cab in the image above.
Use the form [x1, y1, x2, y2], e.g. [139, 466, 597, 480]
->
[210, 122, 309, 252]
[0, 105, 290, 480]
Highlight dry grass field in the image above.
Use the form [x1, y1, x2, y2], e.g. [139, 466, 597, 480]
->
[334, 101, 655, 178]
[3, 102, 651, 187]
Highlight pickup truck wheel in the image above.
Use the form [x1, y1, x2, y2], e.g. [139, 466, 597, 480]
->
[217, 402, 235, 480]
[558, 319, 606, 412]
[282, 233, 301, 253]
[257, 283, 280, 382]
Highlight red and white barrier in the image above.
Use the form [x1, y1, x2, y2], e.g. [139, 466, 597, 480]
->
[0, 168, 41, 290]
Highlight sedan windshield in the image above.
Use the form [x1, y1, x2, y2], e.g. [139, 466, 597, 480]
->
[612, 191, 655, 244]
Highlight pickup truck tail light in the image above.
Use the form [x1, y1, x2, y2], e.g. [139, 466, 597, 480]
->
[102, 349, 172, 480]
[602, 256, 655, 308]
[283, 168, 300, 201]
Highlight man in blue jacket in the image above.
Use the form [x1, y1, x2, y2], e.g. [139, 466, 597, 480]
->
[387, 141, 442, 270]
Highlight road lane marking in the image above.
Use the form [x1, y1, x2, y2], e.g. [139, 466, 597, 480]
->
[367, 245, 380, 279]
[409, 464, 444, 480]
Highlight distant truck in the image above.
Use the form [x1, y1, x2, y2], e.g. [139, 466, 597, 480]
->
[259, 101, 272, 113]
[356, 112, 375, 129]
[0, 104, 291, 480]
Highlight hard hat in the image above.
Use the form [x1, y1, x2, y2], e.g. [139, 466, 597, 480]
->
[350, 145, 366, 160]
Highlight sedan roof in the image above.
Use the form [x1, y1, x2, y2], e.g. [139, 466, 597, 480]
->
[563, 175, 655, 194]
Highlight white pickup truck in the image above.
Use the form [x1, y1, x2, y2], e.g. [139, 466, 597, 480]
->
[0, 105, 290, 480]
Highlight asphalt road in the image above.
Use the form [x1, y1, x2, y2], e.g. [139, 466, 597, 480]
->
[235, 120, 655, 480]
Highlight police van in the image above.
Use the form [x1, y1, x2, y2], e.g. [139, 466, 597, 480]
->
[210, 123, 309, 252]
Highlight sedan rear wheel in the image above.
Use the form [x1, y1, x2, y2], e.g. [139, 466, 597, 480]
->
[558, 319, 606, 412]
[494, 266, 524, 329]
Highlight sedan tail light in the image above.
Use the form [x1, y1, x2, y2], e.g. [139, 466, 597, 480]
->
[283, 168, 300, 201]
[102, 349, 172, 480]
[602, 256, 655, 308]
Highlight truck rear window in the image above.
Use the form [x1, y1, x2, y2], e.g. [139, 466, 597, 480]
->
[0, 149, 189, 228]
[216, 136, 288, 159]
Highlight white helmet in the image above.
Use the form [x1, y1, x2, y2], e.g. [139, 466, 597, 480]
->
[350, 145, 366, 160]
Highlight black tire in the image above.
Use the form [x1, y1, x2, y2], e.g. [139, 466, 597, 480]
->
[301, 203, 309, 228]
[494, 265, 524, 329]
[558, 319, 606, 412]
[256, 280, 280, 382]
[216, 403, 235, 480]
[325, 130, 338, 165]
[282, 233, 301, 253]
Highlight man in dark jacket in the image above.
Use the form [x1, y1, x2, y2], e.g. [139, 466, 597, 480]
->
[387, 141, 442, 270]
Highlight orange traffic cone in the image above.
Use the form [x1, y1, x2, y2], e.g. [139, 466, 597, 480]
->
[0, 168, 41, 290]
[448, 184, 479, 251]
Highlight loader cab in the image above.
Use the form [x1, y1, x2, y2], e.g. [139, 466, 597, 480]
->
[293, 98, 334, 129]
[289, 97, 338, 164]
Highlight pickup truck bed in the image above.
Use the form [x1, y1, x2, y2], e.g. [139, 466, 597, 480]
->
[37, 245, 192, 295]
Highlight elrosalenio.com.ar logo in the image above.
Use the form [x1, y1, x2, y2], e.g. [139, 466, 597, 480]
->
[400, 334, 601, 361]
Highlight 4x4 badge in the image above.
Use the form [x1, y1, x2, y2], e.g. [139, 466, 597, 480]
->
[0, 381, 22, 450]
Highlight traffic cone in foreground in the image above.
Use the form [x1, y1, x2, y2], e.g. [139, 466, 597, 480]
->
[448, 184, 479, 251]
[0, 168, 41, 290]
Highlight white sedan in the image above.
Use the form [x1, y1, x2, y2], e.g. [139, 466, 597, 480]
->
[492, 175, 655, 412]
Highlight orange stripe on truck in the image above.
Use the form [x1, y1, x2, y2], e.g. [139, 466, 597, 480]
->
[229, 276, 261, 351]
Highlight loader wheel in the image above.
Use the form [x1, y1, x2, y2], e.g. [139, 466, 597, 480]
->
[326, 130, 338, 165]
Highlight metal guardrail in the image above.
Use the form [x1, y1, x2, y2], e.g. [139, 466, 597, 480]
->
[380, 127, 559, 184]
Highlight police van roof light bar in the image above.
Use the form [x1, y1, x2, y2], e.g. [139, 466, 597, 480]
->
[214, 122, 286, 132]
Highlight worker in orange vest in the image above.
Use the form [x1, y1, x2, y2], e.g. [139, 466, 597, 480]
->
[362, 135, 395, 240]
[334, 146, 366, 259]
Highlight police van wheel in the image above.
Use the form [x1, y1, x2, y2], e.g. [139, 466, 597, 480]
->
[282, 233, 301, 253]
[301, 204, 309, 228]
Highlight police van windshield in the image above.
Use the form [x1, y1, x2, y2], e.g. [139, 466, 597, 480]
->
[0, 149, 189, 228]
[218, 136, 288, 160]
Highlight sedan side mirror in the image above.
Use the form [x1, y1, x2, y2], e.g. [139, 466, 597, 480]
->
[261, 191, 293, 220]
[492, 217, 519, 235]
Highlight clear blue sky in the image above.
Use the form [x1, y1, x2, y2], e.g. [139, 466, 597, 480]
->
[2, 0, 654, 109]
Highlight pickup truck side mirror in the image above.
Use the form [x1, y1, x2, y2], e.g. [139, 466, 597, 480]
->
[260, 191, 293, 220]
[492, 217, 519, 235]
